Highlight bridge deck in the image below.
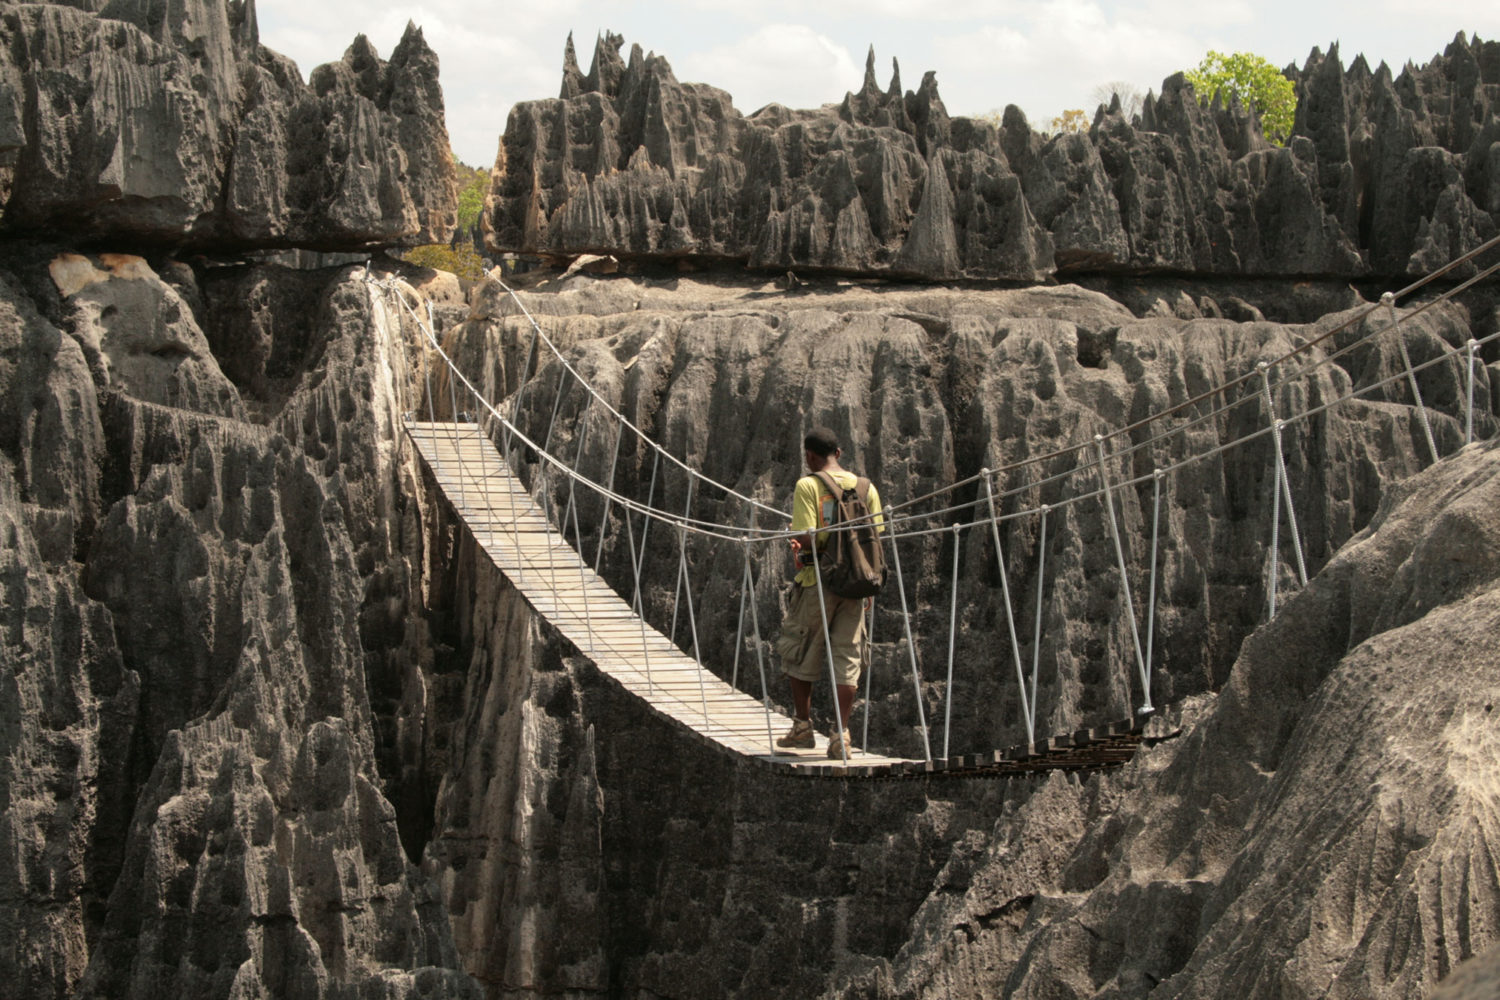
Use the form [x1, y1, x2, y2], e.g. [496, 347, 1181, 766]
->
[407, 421, 1142, 778]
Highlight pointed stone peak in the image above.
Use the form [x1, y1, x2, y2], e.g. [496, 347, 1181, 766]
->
[585, 30, 627, 97]
[230, 0, 259, 49]
[888, 57, 902, 98]
[863, 46, 879, 92]
[561, 32, 584, 99]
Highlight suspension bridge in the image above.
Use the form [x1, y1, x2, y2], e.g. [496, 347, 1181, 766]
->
[374, 237, 1500, 779]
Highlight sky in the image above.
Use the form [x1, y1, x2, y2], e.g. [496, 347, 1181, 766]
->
[256, 1, 1500, 168]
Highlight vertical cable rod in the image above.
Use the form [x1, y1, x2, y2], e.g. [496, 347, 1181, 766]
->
[669, 478, 697, 647]
[743, 542, 777, 756]
[861, 592, 875, 755]
[675, 523, 710, 728]
[1383, 291, 1440, 464]
[1260, 364, 1309, 588]
[1029, 506, 1049, 737]
[1143, 471, 1164, 715]
[622, 490, 654, 698]
[943, 523, 962, 762]
[632, 451, 661, 620]
[594, 419, 626, 573]
[887, 525, 932, 763]
[1467, 339, 1478, 445]
[565, 414, 594, 656]
[1094, 435, 1150, 716]
[982, 471, 1034, 743]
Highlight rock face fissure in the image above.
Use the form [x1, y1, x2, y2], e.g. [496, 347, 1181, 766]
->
[489, 31, 1500, 283]
[0, 0, 458, 250]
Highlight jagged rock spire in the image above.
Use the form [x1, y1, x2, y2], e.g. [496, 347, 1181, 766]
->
[560, 32, 584, 99]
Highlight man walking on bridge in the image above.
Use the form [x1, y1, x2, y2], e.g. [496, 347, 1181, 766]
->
[775, 426, 883, 759]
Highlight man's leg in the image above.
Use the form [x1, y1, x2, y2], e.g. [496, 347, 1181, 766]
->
[789, 677, 814, 720]
[835, 683, 856, 730]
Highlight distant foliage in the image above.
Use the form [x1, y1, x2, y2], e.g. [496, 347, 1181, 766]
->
[1092, 81, 1144, 120]
[454, 156, 488, 232]
[1184, 50, 1297, 145]
[1047, 109, 1089, 136]
[396, 154, 492, 280]
[398, 243, 488, 280]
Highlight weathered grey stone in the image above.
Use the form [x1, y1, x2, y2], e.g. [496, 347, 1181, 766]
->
[491, 32, 1500, 281]
[4, 12, 1500, 1000]
[417, 269, 1499, 997]
[0, 254, 481, 999]
[0, 1, 457, 249]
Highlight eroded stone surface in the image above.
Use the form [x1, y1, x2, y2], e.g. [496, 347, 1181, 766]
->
[416, 269, 1500, 997]
[0, 1, 457, 249]
[0, 253, 479, 999]
[489, 33, 1500, 281]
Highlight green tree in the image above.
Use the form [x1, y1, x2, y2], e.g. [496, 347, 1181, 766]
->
[398, 242, 488, 281]
[1184, 50, 1297, 145]
[454, 156, 488, 232]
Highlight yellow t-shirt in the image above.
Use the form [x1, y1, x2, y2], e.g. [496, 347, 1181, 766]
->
[791, 470, 884, 587]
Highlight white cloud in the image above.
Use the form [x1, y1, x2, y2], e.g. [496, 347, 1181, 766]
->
[676, 25, 864, 113]
[931, 1, 1203, 122]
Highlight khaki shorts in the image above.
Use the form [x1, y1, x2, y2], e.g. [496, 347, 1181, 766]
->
[776, 583, 866, 686]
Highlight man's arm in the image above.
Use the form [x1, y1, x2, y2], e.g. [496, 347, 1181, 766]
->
[790, 476, 819, 555]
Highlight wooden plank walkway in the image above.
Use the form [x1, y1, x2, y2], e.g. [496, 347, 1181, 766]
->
[407, 421, 1144, 779]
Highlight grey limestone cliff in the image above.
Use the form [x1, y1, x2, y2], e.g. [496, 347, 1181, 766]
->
[0, 0, 458, 248]
[488, 32, 1500, 282]
[4, 8, 1500, 1000]
[413, 268, 1500, 996]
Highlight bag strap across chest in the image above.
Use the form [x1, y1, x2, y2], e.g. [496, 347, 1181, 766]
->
[813, 470, 871, 515]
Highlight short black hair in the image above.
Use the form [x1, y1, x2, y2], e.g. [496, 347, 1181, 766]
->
[804, 426, 839, 457]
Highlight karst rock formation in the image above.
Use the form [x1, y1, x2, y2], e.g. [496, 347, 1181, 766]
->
[489, 31, 1500, 282]
[2, 6, 1499, 1000]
